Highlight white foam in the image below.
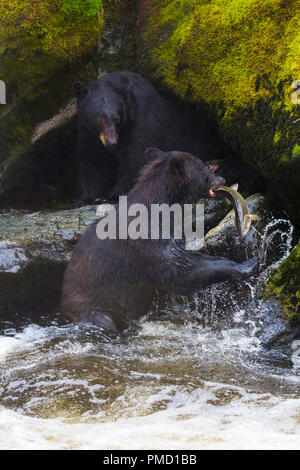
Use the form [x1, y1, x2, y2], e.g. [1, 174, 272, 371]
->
[0, 325, 52, 361]
[0, 386, 299, 450]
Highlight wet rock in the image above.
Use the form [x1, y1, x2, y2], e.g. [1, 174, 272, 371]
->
[201, 196, 230, 235]
[0, 242, 28, 274]
[0, 206, 98, 319]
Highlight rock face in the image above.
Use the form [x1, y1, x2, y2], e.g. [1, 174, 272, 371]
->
[0, 206, 97, 319]
[137, 0, 300, 226]
[0, 1, 104, 208]
[264, 243, 300, 328]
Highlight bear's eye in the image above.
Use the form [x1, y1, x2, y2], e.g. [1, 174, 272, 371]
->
[100, 117, 106, 124]
[113, 115, 120, 123]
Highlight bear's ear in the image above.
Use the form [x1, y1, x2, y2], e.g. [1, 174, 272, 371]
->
[73, 81, 89, 99]
[168, 154, 189, 183]
[145, 147, 163, 161]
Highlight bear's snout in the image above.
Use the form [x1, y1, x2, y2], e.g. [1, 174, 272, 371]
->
[209, 176, 225, 197]
[100, 128, 119, 148]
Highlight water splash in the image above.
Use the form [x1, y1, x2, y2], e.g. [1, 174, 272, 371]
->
[162, 217, 295, 334]
[258, 218, 294, 270]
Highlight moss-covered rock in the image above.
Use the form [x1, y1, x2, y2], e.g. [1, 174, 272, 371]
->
[0, 0, 103, 102]
[264, 243, 300, 326]
[0, 0, 140, 209]
[99, 0, 138, 74]
[0, 0, 104, 208]
[137, 0, 300, 225]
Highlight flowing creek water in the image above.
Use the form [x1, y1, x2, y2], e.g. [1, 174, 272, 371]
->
[0, 218, 299, 450]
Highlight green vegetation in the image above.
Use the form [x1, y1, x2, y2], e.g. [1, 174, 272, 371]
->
[138, 0, 300, 319]
[0, 0, 103, 102]
[264, 244, 300, 323]
[0, 0, 104, 205]
[140, 0, 300, 113]
[139, 0, 300, 224]
[292, 143, 300, 157]
[0, 0, 138, 207]
[58, 0, 103, 19]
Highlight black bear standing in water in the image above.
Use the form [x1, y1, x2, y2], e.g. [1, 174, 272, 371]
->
[61, 148, 258, 332]
[72, 70, 228, 206]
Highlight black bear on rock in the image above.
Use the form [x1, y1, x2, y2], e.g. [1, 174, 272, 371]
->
[72, 70, 228, 206]
[61, 148, 258, 332]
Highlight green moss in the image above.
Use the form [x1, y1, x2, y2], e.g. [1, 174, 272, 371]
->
[0, 0, 137, 208]
[58, 0, 103, 19]
[140, 0, 299, 109]
[292, 143, 300, 157]
[0, 1, 104, 206]
[274, 131, 281, 144]
[138, 0, 300, 225]
[264, 244, 300, 323]
[0, 0, 103, 106]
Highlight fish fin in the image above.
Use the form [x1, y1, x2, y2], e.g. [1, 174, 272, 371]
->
[248, 214, 261, 221]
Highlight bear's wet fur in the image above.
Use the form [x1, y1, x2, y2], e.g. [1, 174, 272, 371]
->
[61, 148, 258, 332]
[72, 70, 229, 206]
